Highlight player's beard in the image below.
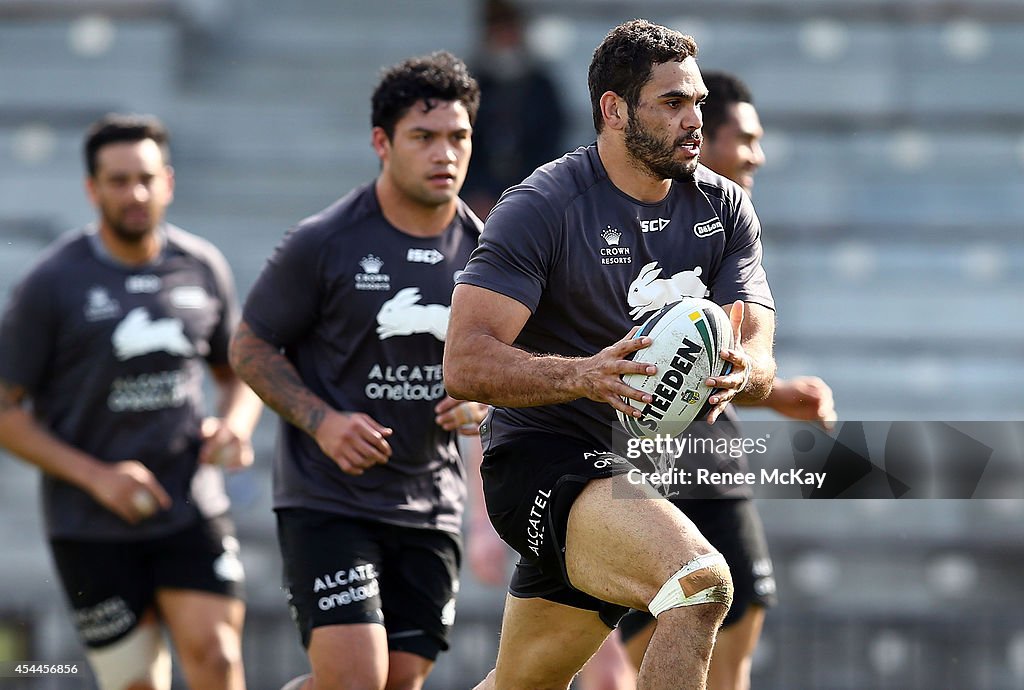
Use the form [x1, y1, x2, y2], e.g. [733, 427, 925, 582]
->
[100, 202, 159, 244]
[624, 113, 699, 181]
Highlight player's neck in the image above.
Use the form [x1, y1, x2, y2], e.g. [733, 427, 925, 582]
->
[374, 177, 457, 238]
[597, 136, 672, 204]
[97, 222, 162, 266]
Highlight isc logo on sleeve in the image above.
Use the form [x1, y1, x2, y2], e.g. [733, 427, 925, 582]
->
[639, 218, 670, 233]
[407, 248, 444, 264]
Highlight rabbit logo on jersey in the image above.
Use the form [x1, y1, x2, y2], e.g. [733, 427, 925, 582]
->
[365, 287, 450, 401]
[627, 261, 709, 320]
[376, 287, 449, 341]
[112, 307, 195, 360]
[108, 307, 194, 412]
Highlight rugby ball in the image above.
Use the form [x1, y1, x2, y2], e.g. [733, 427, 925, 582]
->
[617, 298, 734, 439]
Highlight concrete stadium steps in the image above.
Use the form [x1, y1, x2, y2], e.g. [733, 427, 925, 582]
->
[169, 157, 367, 220]
[0, 170, 93, 233]
[765, 544, 1020, 616]
[758, 500, 1024, 544]
[763, 351, 1024, 420]
[213, 15, 473, 63]
[752, 501, 1024, 688]
[541, 16, 1024, 147]
[236, 0, 475, 25]
[756, 607, 1024, 689]
[754, 130, 1024, 183]
[182, 7, 476, 107]
[755, 177, 1024, 228]
[165, 96, 369, 160]
[759, 240, 1024, 419]
[760, 244, 1023, 365]
[167, 3, 477, 246]
[764, 286, 1024, 342]
[706, 23, 1024, 117]
[0, 19, 179, 112]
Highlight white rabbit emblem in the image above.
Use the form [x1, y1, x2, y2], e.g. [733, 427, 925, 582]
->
[626, 261, 709, 320]
[376, 287, 450, 341]
[112, 307, 195, 360]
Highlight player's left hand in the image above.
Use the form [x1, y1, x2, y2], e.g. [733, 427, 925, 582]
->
[766, 376, 837, 430]
[434, 397, 488, 436]
[704, 300, 752, 424]
[199, 416, 254, 470]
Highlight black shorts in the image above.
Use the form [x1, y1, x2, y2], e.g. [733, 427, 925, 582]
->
[49, 514, 245, 649]
[276, 508, 461, 661]
[618, 498, 776, 642]
[481, 433, 636, 628]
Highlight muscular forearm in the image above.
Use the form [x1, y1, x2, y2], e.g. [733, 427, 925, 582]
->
[210, 368, 263, 439]
[228, 322, 331, 436]
[0, 406, 102, 491]
[733, 350, 775, 404]
[445, 332, 586, 408]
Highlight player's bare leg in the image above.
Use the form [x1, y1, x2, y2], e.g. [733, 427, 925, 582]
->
[85, 608, 171, 690]
[569, 477, 729, 689]
[624, 605, 765, 690]
[622, 619, 655, 675]
[577, 632, 637, 690]
[478, 476, 730, 690]
[473, 596, 612, 690]
[307, 624, 388, 690]
[157, 589, 245, 690]
[706, 606, 765, 690]
[384, 651, 433, 690]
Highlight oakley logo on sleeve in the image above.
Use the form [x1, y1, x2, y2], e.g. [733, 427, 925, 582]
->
[112, 307, 195, 360]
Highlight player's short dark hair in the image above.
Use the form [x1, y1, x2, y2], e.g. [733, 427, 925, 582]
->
[371, 51, 481, 139]
[84, 113, 170, 177]
[588, 19, 698, 133]
[701, 71, 754, 139]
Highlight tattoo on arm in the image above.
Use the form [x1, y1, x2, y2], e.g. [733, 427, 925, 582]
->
[229, 322, 329, 436]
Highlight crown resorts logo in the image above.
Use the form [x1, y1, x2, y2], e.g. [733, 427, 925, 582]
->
[599, 226, 631, 265]
[601, 226, 622, 246]
[84, 286, 121, 321]
[359, 255, 384, 274]
[356, 254, 390, 291]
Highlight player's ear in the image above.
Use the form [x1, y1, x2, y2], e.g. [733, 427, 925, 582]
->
[165, 165, 175, 201]
[600, 92, 628, 131]
[371, 126, 391, 161]
[84, 175, 99, 207]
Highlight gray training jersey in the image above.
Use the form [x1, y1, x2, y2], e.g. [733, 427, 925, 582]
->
[0, 225, 238, 540]
[243, 183, 481, 534]
[457, 144, 774, 489]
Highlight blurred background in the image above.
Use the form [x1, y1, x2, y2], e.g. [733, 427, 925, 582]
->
[1, 0, 1022, 687]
